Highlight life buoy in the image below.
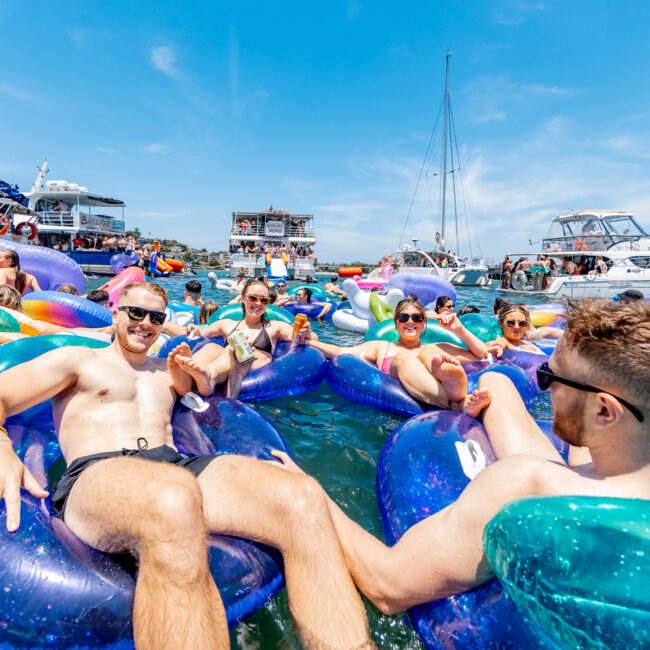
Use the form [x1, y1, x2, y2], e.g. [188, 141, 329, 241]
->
[0, 216, 9, 235]
[15, 222, 38, 240]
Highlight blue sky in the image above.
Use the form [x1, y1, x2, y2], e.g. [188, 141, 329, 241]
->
[2, 0, 650, 262]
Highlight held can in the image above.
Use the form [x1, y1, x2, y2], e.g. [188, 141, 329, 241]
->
[227, 330, 256, 363]
[291, 314, 309, 346]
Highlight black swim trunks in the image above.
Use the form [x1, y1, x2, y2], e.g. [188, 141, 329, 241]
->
[51, 439, 219, 518]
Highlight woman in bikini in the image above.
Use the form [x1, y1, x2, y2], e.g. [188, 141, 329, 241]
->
[0, 249, 41, 295]
[309, 297, 491, 417]
[169, 279, 315, 399]
[490, 304, 561, 354]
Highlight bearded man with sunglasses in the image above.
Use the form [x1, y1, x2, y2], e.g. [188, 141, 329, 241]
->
[0, 282, 372, 650]
[273, 299, 650, 620]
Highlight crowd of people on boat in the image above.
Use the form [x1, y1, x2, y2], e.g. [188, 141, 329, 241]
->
[229, 241, 315, 263]
[499, 253, 613, 290]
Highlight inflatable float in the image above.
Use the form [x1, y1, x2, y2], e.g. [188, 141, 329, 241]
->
[208, 273, 244, 292]
[0, 393, 290, 648]
[0, 240, 85, 294]
[354, 263, 394, 291]
[331, 280, 404, 333]
[109, 252, 138, 275]
[337, 266, 363, 277]
[166, 301, 201, 326]
[98, 266, 145, 308]
[377, 411, 542, 648]
[22, 291, 112, 329]
[387, 272, 456, 308]
[283, 298, 338, 320]
[207, 303, 294, 326]
[485, 496, 650, 650]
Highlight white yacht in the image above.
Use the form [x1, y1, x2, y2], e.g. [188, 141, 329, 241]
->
[491, 210, 650, 298]
[25, 160, 127, 274]
[228, 207, 317, 279]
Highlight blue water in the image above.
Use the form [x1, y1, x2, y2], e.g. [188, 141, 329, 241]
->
[87, 271, 554, 649]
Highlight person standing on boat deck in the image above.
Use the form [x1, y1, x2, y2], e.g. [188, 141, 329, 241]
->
[0, 282, 373, 650]
[271, 299, 650, 619]
[594, 256, 608, 275]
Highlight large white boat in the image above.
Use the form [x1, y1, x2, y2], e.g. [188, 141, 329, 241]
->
[491, 209, 650, 299]
[228, 207, 317, 279]
[25, 160, 127, 274]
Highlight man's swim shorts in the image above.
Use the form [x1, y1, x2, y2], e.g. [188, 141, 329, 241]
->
[51, 440, 220, 518]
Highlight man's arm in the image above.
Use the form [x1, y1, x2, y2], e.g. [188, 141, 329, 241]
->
[273, 450, 548, 614]
[0, 347, 83, 531]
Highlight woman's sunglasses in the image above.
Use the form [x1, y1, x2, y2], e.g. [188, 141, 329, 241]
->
[396, 312, 425, 324]
[246, 295, 270, 305]
[505, 319, 528, 328]
[117, 306, 167, 326]
[537, 361, 644, 422]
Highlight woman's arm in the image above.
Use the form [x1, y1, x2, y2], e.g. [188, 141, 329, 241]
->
[315, 301, 332, 319]
[440, 313, 488, 359]
[28, 274, 41, 293]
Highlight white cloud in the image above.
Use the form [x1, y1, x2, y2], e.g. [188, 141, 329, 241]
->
[143, 143, 171, 155]
[150, 46, 178, 77]
[492, 1, 545, 26]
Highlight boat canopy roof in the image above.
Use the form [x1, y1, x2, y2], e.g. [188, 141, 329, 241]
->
[232, 208, 313, 222]
[29, 190, 125, 208]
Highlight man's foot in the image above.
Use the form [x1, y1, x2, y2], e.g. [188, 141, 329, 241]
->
[430, 353, 467, 403]
[459, 389, 492, 418]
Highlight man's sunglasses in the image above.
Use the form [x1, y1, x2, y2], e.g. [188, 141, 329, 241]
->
[246, 295, 270, 305]
[118, 306, 167, 326]
[396, 312, 425, 324]
[537, 361, 644, 422]
[505, 319, 528, 328]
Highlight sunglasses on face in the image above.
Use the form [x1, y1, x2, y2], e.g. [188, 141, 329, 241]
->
[278, 284, 286, 288]
[396, 312, 425, 324]
[537, 362, 644, 422]
[117, 306, 167, 326]
[505, 320, 528, 328]
[246, 294, 270, 305]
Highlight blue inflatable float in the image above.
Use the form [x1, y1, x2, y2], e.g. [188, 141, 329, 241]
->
[376, 411, 542, 648]
[0, 396, 290, 648]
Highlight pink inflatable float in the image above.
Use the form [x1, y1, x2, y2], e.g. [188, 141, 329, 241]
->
[98, 266, 145, 307]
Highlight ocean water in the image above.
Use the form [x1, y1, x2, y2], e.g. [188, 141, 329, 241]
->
[87, 271, 554, 649]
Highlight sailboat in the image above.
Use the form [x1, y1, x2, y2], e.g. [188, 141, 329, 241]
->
[372, 53, 489, 287]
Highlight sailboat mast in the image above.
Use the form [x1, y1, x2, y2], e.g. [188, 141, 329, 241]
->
[440, 52, 451, 249]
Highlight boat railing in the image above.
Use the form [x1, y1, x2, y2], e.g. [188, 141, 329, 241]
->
[542, 234, 642, 252]
[36, 211, 78, 228]
[230, 225, 316, 238]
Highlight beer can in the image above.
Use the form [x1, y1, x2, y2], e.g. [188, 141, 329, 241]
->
[227, 330, 256, 363]
[292, 314, 309, 346]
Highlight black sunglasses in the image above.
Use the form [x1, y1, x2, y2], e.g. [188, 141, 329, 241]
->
[396, 312, 425, 324]
[537, 362, 644, 422]
[118, 306, 167, 326]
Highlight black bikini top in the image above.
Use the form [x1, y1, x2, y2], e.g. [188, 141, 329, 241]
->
[231, 320, 273, 354]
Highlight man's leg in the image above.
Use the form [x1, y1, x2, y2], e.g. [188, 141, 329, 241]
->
[478, 371, 564, 462]
[64, 457, 229, 650]
[197, 455, 373, 649]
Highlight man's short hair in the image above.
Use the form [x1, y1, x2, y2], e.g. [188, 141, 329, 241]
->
[56, 283, 80, 296]
[86, 289, 110, 305]
[562, 300, 650, 413]
[120, 282, 168, 306]
[185, 280, 202, 294]
[330, 275, 338, 282]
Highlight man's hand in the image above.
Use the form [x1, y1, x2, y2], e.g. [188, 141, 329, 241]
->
[0, 444, 49, 532]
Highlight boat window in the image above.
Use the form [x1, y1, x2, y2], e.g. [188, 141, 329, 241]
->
[630, 256, 650, 268]
[604, 217, 645, 238]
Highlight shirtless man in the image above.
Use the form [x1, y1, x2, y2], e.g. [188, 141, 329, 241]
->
[273, 300, 650, 617]
[324, 275, 346, 299]
[0, 282, 371, 650]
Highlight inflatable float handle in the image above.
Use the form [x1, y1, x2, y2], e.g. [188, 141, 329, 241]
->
[455, 439, 486, 479]
[180, 391, 210, 412]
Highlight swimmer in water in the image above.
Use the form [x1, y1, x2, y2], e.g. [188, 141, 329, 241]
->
[0, 281, 373, 649]
[324, 275, 347, 298]
[309, 297, 492, 417]
[171, 279, 317, 399]
[272, 299, 650, 618]
[295, 287, 332, 320]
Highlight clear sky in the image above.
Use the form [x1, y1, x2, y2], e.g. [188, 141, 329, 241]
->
[2, 1, 649, 262]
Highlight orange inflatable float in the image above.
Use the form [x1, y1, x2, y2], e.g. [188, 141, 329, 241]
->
[165, 258, 185, 272]
[338, 267, 363, 278]
[156, 258, 173, 273]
